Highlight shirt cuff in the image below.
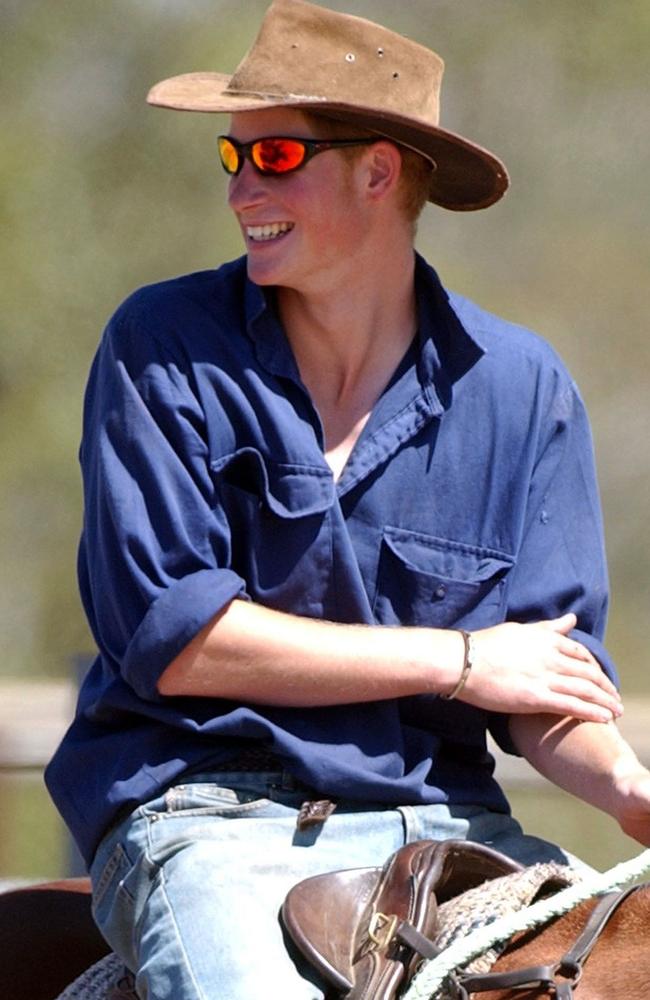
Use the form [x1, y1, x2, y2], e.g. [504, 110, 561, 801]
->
[488, 712, 520, 756]
[571, 628, 619, 688]
[121, 568, 248, 700]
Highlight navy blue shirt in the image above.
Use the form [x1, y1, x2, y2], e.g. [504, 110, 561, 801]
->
[45, 254, 616, 865]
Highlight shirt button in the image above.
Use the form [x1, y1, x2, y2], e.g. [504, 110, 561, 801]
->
[434, 584, 447, 600]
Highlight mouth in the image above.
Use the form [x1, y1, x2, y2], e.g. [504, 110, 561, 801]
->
[246, 221, 294, 243]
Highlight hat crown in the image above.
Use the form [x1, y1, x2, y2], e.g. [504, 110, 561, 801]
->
[227, 0, 443, 125]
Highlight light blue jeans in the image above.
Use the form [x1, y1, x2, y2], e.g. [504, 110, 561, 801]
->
[89, 767, 574, 999]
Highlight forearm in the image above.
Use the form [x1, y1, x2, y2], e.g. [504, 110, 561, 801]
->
[157, 603, 623, 724]
[157, 597, 464, 704]
[509, 713, 645, 819]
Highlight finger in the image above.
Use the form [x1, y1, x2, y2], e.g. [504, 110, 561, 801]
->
[539, 613, 577, 635]
[554, 697, 616, 724]
[549, 673, 622, 717]
[555, 640, 616, 690]
[531, 685, 618, 723]
[554, 648, 622, 699]
[556, 635, 597, 664]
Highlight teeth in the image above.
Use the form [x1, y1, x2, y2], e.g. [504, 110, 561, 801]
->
[247, 222, 294, 242]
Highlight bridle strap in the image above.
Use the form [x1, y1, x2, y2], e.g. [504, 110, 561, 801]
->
[558, 883, 639, 969]
[449, 885, 640, 998]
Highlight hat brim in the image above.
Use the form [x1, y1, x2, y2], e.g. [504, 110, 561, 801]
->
[147, 72, 509, 212]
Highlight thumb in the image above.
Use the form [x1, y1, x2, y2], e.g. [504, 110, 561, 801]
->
[539, 612, 577, 635]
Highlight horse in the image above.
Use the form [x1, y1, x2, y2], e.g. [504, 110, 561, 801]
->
[462, 883, 650, 999]
[0, 877, 108, 1000]
[2, 867, 649, 999]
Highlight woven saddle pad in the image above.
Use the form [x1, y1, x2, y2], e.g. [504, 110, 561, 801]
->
[434, 860, 580, 975]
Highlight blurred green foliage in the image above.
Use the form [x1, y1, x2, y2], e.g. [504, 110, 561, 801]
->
[2, 0, 649, 691]
[0, 773, 66, 878]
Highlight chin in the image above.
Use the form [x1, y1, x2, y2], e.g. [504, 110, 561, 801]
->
[246, 256, 302, 291]
[245, 256, 278, 287]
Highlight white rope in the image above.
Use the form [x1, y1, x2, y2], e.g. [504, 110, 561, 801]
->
[403, 847, 650, 1000]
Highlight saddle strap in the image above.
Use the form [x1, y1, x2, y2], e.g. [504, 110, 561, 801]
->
[394, 920, 442, 962]
[451, 884, 640, 999]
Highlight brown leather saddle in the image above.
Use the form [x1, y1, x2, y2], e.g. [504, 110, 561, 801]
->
[282, 838, 523, 999]
[282, 839, 644, 1000]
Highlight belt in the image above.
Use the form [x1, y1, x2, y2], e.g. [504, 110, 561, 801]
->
[214, 746, 288, 772]
[213, 745, 337, 830]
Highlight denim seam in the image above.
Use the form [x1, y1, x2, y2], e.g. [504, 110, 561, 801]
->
[93, 841, 129, 908]
[151, 865, 210, 1000]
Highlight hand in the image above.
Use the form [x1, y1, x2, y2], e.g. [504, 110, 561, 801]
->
[460, 613, 623, 723]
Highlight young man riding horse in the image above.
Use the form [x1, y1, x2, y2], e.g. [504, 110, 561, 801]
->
[46, 1, 650, 997]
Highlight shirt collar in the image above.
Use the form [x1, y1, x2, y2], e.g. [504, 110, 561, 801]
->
[242, 252, 485, 396]
[413, 252, 485, 406]
[243, 271, 302, 382]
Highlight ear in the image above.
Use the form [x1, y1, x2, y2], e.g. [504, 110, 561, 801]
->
[361, 141, 402, 203]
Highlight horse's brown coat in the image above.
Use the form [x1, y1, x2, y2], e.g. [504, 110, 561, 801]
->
[0, 878, 110, 1000]
[476, 885, 650, 999]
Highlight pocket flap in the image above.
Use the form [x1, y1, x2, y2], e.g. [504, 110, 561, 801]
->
[375, 527, 514, 628]
[383, 527, 513, 583]
[212, 447, 334, 519]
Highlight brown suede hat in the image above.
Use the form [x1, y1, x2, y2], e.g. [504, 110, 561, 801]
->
[147, 0, 509, 211]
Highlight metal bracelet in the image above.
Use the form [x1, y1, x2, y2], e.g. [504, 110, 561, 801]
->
[443, 629, 474, 700]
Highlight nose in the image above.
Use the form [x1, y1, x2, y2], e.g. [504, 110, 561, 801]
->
[227, 160, 268, 215]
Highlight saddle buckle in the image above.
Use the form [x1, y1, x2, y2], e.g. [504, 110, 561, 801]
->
[368, 912, 399, 951]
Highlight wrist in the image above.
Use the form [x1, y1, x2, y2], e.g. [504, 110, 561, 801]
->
[442, 629, 475, 700]
[611, 747, 647, 796]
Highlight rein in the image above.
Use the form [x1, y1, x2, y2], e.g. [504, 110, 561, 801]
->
[403, 848, 650, 1000]
[449, 884, 640, 999]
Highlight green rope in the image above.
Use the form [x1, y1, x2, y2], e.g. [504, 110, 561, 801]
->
[403, 848, 650, 1000]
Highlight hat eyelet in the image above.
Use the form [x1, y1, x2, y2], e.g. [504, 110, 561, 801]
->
[345, 52, 356, 63]
[377, 47, 384, 57]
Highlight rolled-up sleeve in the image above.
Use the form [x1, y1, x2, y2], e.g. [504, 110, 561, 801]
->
[79, 302, 247, 701]
[505, 373, 617, 684]
[485, 367, 617, 758]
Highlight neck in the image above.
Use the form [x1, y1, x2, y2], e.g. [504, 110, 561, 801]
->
[277, 246, 417, 394]
[276, 243, 418, 480]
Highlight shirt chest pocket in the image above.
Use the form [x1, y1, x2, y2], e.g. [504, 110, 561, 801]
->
[373, 526, 514, 629]
[211, 447, 334, 613]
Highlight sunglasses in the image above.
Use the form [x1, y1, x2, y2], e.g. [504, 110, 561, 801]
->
[217, 134, 378, 177]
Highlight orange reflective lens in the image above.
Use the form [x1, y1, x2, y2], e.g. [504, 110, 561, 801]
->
[218, 136, 241, 175]
[217, 135, 377, 177]
[253, 138, 308, 174]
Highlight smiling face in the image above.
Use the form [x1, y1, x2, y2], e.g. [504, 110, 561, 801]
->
[226, 108, 375, 297]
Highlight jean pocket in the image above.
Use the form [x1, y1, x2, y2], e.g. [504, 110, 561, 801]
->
[90, 838, 142, 965]
[92, 840, 132, 910]
[158, 780, 274, 818]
